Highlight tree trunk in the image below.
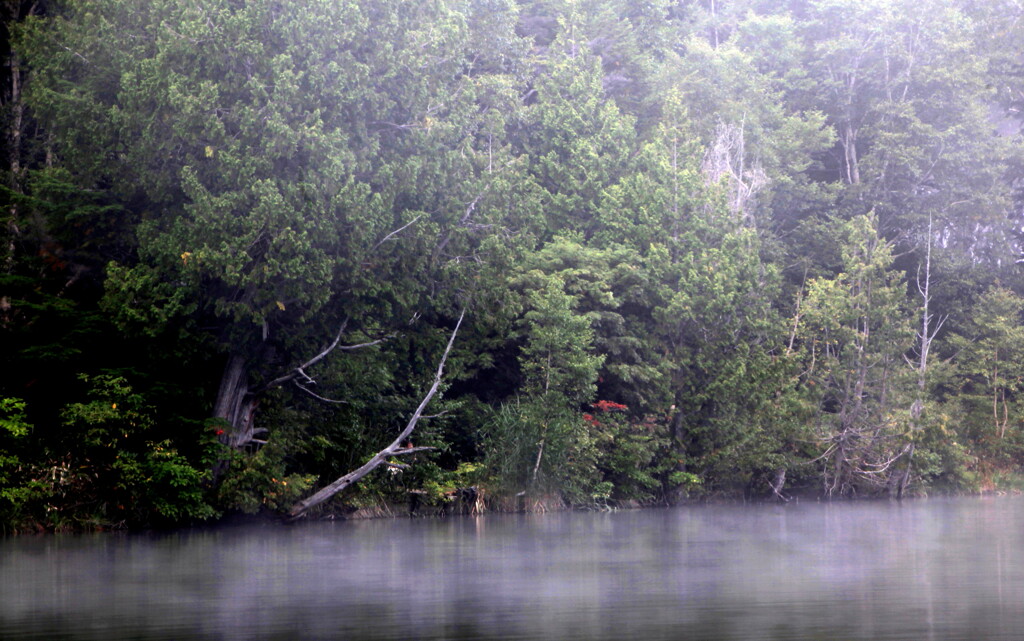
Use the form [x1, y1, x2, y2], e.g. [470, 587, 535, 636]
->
[212, 353, 259, 449]
[4, 47, 23, 273]
[896, 214, 943, 497]
[531, 431, 546, 486]
[843, 123, 860, 185]
[769, 468, 789, 502]
[208, 317, 387, 479]
[890, 443, 914, 500]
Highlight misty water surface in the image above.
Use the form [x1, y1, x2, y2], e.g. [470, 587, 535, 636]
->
[2, 497, 1024, 640]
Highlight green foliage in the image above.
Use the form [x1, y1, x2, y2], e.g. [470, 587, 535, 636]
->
[59, 374, 219, 526]
[797, 214, 915, 495]
[587, 404, 674, 503]
[109, 440, 217, 523]
[946, 287, 1024, 472]
[420, 462, 486, 504]
[0, 375, 219, 530]
[0, 398, 30, 438]
[6, 0, 1024, 530]
[480, 397, 602, 504]
[0, 399, 34, 530]
[913, 416, 980, 493]
[518, 271, 605, 402]
[216, 447, 316, 515]
[481, 396, 683, 505]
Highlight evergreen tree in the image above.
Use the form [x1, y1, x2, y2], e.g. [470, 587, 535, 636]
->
[798, 214, 914, 496]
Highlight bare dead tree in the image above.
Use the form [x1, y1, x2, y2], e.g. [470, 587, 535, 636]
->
[287, 309, 465, 519]
[890, 214, 946, 498]
[701, 119, 768, 226]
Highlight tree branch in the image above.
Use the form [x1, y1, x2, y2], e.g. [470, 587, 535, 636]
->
[373, 214, 423, 250]
[336, 336, 391, 351]
[258, 319, 391, 398]
[293, 382, 348, 404]
[390, 446, 438, 456]
[260, 318, 350, 391]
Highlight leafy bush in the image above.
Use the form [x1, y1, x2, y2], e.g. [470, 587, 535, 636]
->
[586, 402, 676, 503]
[2, 375, 219, 530]
[216, 444, 316, 514]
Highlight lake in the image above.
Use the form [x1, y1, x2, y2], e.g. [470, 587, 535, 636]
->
[2, 496, 1023, 640]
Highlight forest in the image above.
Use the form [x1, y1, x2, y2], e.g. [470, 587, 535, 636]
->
[1, 0, 1023, 531]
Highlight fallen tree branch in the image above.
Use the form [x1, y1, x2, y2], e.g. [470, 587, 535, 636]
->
[287, 310, 466, 519]
[768, 468, 790, 502]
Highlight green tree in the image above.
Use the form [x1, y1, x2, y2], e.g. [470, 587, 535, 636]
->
[795, 0, 1018, 261]
[513, 8, 636, 239]
[947, 287, 1024, 469]
[18, 0, 523, 461]
[482, 257, 605, 500]
[797, 214, 914, 496]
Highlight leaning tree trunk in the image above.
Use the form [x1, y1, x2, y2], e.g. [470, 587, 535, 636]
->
[288, 310, 464, 519]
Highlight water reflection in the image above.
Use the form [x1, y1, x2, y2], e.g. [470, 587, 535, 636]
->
[2, 497, 1024, 640]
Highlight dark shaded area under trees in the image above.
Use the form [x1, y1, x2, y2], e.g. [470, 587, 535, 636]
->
[2, 0, 1024, 531]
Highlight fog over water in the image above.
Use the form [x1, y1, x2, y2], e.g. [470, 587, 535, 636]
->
[3, 497, 1024, 640]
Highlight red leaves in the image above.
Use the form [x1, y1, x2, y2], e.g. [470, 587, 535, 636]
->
[592, 399, 627, 413]
[583, 400, 628, 426]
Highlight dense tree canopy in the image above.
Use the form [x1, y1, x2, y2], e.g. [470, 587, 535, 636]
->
[2, 0, 1023, 530]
